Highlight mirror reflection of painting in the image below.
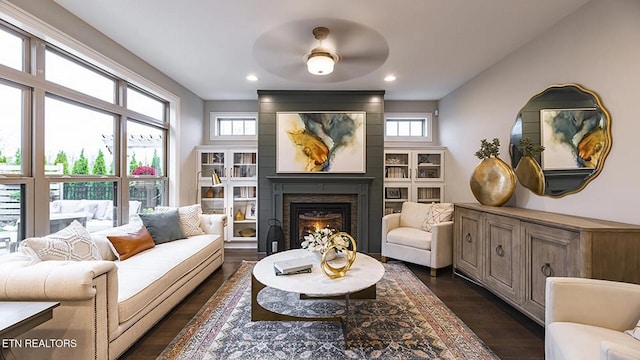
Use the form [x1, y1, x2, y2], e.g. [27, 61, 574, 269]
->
[276, 112, 366, 173]
[540, 108, 606, 170]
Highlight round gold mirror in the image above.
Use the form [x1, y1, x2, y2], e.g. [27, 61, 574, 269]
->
[510, 84, 611, 197]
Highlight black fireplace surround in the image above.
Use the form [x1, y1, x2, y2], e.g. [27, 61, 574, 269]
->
[290, 202, 351, 248]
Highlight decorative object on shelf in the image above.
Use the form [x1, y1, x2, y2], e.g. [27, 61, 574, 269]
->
[244, 202, 256, 220]
[238, 228, 256, 237]
[300, 227, 350, 262]
[470, 138, 515, 207]
[514, 137, 545, 195]
[234, 209, 245, 221]
[320, 232, 357, 279]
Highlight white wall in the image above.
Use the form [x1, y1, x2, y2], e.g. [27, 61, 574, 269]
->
[5, 0, 205, 206]
[440, 0, 640, 224]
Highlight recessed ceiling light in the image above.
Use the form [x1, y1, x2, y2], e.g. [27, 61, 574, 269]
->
[384, 75, 396, 82]
[246, 74, 259, 82]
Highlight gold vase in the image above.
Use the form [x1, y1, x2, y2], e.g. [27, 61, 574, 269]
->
[515, 156, 545, 196]
[470, 157, 515, 207]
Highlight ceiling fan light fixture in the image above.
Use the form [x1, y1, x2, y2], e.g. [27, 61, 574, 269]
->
[307, 49, 335, 75]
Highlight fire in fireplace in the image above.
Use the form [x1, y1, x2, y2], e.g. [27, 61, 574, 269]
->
[290, 202, 351, 248]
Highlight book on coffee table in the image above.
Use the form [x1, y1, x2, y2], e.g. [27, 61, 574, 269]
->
[273, 257, 313, 275]
[274, 267, 312, 276]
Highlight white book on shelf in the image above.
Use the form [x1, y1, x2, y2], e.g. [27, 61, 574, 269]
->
[273, 257, 313, 274]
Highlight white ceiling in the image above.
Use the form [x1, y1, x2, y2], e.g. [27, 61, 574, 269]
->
[54, 0, 590, 101]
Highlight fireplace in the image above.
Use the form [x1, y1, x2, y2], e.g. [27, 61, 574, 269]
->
[290, 202, 351, 248]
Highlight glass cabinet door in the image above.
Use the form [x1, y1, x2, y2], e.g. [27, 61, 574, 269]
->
[384, 152, 411, 181]
[230, 184, 257, 240]
[414, 151, 443, 181]
[415, 184, 444, 204]
[383, 184, 411, 215]
[200, 151, 225, 179]
[200, 185, 224, 214]
[230, 151, 257, 179]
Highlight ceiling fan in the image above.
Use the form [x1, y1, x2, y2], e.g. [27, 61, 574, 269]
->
[252, 18, 389, 83]
[306, 26, 339, 76]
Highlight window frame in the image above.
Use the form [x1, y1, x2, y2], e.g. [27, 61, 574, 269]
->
[384, 113, 433, 142]
[209, 112, 258, 140]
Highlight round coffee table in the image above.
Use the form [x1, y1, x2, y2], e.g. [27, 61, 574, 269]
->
[251, 249, 385, 345]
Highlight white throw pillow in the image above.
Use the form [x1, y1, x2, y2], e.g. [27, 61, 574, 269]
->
[18, 220, 102, 261]
[625, 318, 640, 340]
[155, 204, 205, 237]
[422, 203, 454, 232]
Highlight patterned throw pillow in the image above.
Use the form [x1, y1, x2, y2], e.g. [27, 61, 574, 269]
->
[422, 203, 454, 232]
[19, 220, 102, 261]
[155, 204, 205, 237]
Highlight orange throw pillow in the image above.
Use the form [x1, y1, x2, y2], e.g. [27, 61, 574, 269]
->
[107, 226, 155, 260]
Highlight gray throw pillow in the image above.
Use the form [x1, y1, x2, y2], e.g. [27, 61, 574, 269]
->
[139, 209, 186, 244]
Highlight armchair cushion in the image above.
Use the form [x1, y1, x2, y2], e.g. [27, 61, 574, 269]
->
[387, 227, 431, 250]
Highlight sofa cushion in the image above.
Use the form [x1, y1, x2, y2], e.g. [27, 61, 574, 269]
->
[422, 203, 454, 232]
[19, 220, 102, 261]
[115, 234, 221, 323]
[399, 202, 431, 229]
[107, 226, 155, 261]
[387, 227, 432, 250]
[155, 204, 205, 237]
[139, 209, 186, 244]
[547, 322, 640, 360]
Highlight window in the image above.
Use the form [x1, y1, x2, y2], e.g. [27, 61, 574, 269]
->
[0, 82, 25, 175]
[0, 24, 25, 71]
[45, 97, 115, 175]
[127, 86, 165, 121]
[0, 19, 173, 250]
[385, 113, 433, 141]
[45, 48, 116, 103]
[127, 120, 166, 215]
[210, 113, 257, 138]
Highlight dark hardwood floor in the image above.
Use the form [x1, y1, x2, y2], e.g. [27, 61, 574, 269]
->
[120, 249, 544, 359]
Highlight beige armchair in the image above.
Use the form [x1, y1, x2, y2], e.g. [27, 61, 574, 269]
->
[381, 201, 453, 276]
[546, 277, 640, 360]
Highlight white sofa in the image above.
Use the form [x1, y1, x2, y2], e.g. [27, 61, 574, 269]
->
[381, 201, 454, 276]
[0, 213, 225, 360]
[546, 277, 640, 360]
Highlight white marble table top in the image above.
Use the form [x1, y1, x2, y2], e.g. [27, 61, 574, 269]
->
[253, 249, 385, 297]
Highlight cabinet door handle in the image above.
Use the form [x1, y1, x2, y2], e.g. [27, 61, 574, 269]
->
[495, 245, 505, 257]
[541, 263, 554, 277]
[465, 233, 472, 243]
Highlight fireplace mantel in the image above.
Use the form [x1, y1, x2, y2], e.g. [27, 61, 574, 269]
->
[268, 176, 373, 250]
[267, 176, 375, 183]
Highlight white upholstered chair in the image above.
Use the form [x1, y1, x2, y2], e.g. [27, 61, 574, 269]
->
[546, 277, 640, 360]
[381, 201, 453, 276]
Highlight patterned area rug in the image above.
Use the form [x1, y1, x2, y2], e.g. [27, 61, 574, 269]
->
[159, 261, 499, 360]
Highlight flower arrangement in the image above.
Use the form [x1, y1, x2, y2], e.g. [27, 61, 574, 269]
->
[301, 227, 350, 254]
[131, 165, 156, 175]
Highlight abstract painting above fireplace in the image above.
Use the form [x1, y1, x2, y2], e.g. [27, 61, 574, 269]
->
[276, 112, 366, 173]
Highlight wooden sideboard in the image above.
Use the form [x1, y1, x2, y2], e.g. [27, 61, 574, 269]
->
[453, 203, 640, 325]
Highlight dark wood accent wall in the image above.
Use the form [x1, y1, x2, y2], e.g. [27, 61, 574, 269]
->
[257, 90, 385, 253]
